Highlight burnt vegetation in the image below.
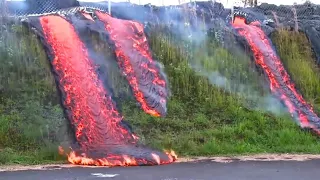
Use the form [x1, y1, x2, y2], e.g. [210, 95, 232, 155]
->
[0, 2, 320, 164]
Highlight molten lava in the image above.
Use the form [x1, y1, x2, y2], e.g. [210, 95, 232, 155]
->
[232, 17, 320, 133]
[94, 11, 169, 117]
[23, 12, 176, 166]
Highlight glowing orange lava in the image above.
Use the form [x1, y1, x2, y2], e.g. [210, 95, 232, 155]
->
[58, 146, 177, 166]
[95, 11, 169, 117]
[24, 12, 177, 167]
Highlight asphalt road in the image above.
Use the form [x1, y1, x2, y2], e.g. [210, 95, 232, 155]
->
[1, 160, 320, 180]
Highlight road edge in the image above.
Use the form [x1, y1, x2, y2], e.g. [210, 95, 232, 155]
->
[1, 153, 320, 172]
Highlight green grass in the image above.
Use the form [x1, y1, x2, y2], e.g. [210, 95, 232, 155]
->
[121, 27, 320, 156]
[0, 22, 69, 164]
[271, 30, 320, 114]
[1, 21, 320, 165]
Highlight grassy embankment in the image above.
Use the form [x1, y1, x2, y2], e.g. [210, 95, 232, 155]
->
[271, 30, 320, 114]
[0, 20, 320, 165]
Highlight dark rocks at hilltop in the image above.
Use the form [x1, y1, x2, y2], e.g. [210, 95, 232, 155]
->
[243, 2, 320, 64]
[255, 2, 320, 18]
[277, 4, 320, 64]
[305, 25, 320, 64]
[3, 0, 320, 64]
[4, 0, 80, 15]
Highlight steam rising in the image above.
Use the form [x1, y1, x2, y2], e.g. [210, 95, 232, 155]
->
[100, 2, 289, 115]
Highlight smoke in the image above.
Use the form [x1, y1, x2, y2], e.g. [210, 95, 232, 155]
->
[159, 6, 288, 115]
[192, 58, 287, 115]
[85, 2, 289, 116]
[36, 1, 286, 116]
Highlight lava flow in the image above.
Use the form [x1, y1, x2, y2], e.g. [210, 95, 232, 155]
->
[23, 13, 176, 166]
[232, 16, 320, 133]
[94, 10, 169, 117]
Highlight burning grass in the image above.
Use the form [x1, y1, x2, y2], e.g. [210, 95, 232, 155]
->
[1, 21, 320, 165]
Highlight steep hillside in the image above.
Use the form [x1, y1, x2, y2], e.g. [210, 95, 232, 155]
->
[0, 14, 320, 164]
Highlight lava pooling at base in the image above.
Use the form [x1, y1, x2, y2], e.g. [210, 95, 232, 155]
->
[231, 16, 320, 133]
[23, 12, 176, 166]
[94, 10, 169, 117]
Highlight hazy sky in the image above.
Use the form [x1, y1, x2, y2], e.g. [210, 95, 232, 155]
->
[5, 0, 318, 8]
[79, 0, 318, 7]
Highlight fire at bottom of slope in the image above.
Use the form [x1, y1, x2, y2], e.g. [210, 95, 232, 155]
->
[231, 16, 320, 134]
[22, 11, 176, 167]
[59, 145, 177, 166]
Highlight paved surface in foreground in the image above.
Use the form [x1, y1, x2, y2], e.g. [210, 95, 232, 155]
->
[1, 160, 320, 180]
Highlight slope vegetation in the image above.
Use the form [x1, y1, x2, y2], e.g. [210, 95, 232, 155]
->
[0, 20, 319, 164]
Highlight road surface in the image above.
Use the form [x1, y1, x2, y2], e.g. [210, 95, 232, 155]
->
[1, 159, 320, 180]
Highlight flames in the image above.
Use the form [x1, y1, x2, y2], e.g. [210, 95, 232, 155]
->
[232, 16, 320, 133]
[24, 7, 320, 168]
[59, 147, 177, 166]
[24, 11, 176, 167]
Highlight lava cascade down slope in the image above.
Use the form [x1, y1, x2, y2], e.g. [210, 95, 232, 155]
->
[231, 16, 320, 134]
[93, 10, 169, 117]
[22, 10, 175, 166]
